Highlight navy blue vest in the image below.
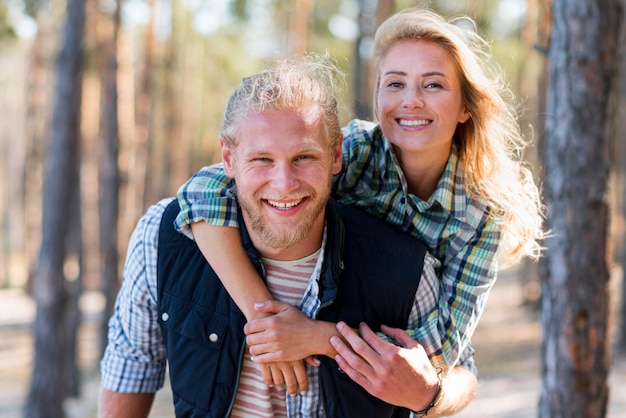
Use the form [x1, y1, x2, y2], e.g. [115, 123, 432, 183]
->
[157, 199, 426, 417]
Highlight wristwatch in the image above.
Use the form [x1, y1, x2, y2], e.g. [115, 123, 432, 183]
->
[412, 367, 444, 417]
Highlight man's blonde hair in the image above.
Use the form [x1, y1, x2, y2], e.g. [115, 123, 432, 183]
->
[220, 53, 344, 153]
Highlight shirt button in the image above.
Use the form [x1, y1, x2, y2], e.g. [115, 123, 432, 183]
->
[209, 333, 219, 343]
[161, 312, 169, 322]
[400, 197, 406, 204]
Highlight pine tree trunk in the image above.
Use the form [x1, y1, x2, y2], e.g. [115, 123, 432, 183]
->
[539, 0, 622, 416]
[98, 0, 121, 357]
[25, 0, 86, 416]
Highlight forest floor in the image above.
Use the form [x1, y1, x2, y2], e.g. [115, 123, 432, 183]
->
[1, 268, 626, 417]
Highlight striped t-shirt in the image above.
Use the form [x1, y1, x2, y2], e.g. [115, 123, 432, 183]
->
[230, 250, 320, 418]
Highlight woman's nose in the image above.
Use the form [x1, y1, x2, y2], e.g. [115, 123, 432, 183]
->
[403, 87, 424, 108]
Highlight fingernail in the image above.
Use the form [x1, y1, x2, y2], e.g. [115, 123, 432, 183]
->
[300, 391, 306, 396]
[254, 302, 264, 308]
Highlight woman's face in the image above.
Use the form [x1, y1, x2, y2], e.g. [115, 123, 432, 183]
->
[376, 39, 470, 160]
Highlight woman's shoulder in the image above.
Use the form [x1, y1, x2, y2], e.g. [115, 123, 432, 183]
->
[342, 119, 379, 140]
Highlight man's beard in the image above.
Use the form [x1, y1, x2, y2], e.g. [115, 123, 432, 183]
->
[238, 190, 328, 250]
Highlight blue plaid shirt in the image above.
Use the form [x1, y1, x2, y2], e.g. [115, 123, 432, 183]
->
[176, 119, 499, 370]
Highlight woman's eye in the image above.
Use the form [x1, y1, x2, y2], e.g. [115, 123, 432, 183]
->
[425, 81, 443, 89]
[386, 81, 404, 88]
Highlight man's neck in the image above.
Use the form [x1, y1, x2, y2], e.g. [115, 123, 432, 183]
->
[246, 220, 325, 261]
[256, 233, 324, 261]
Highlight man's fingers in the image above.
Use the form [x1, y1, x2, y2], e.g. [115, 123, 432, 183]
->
[380, 324, 418, 348]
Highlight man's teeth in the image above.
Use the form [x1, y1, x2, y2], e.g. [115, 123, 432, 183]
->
[399, 119, 430, 127]
[268, 199, 302, 209]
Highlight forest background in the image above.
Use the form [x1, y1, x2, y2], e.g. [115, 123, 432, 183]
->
[1, 0, 626, 417]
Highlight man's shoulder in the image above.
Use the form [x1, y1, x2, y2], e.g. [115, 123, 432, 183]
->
[333, 202, 426, 251]
[146, 197, 176, 220]
[130, 198, 175, 241]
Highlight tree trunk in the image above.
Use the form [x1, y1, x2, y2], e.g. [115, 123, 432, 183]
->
[539, 0, 621, 416]
[289, 0, 313, 53]
[25, 0, 86, 416]
[64, 147, 84, 398]
[620, 6, 626, 355]
[129, 0, 154, 218]
[98, 0, 121, 357]
[161, 3, 186, 197]
[353, 0, 395, 120]
[24, 15, 54, 293]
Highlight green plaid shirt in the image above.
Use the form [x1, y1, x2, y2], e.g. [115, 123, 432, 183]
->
[176, 118, 499, 369]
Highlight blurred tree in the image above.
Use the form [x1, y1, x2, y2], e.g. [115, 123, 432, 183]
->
[290, 0, 314, 53]
[539, 0, 621, 416]
[616, 3, 626, 354]
[352, 0, 379, 120]
[0, 2, 17, 41]
[130, 0, 155, 223]
[98, 0, 121, 357]
[25, 0, 87, 416]
[23, 6, 54, 294]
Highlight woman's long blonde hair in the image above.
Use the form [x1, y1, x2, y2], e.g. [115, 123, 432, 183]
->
[373, 8, 546, 265]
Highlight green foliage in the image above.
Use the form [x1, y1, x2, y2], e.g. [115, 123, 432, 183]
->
[231, 0, 249, 20]
[23, 0, 45, 18]
[0, 2, 17, 42]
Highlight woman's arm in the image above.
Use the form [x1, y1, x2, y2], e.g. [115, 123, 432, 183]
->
[176, 166, 308, 391]
[415, 221, 500, 369]
[176, 164, 277, 321]
[191, 222, 274, 320]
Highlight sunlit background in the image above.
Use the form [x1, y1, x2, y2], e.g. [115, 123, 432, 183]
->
[1, 0, 625, 417]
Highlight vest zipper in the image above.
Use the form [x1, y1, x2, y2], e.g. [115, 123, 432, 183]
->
[225, 339, 247, 417]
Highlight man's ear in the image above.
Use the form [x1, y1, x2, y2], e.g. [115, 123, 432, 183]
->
[220, 137, 236, 177]
[332, 134, 343, 175]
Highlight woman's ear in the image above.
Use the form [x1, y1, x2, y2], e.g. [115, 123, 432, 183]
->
[459, 106, 471, 124]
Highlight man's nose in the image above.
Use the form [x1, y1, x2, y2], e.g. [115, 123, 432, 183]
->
[272, 163, 299, 192]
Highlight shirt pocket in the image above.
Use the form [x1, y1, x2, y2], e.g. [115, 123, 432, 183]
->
[159, 292, 238, 411]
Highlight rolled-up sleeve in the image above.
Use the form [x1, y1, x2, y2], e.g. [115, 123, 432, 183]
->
[100, 199, 171, 393]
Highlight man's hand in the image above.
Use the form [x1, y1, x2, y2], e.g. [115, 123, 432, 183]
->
[330, 321, 440, 412]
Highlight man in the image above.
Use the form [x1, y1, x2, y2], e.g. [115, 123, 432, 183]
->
[99, 54, 477, 417]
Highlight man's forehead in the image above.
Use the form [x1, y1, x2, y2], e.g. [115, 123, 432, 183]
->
[236, 109, 327, 151]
